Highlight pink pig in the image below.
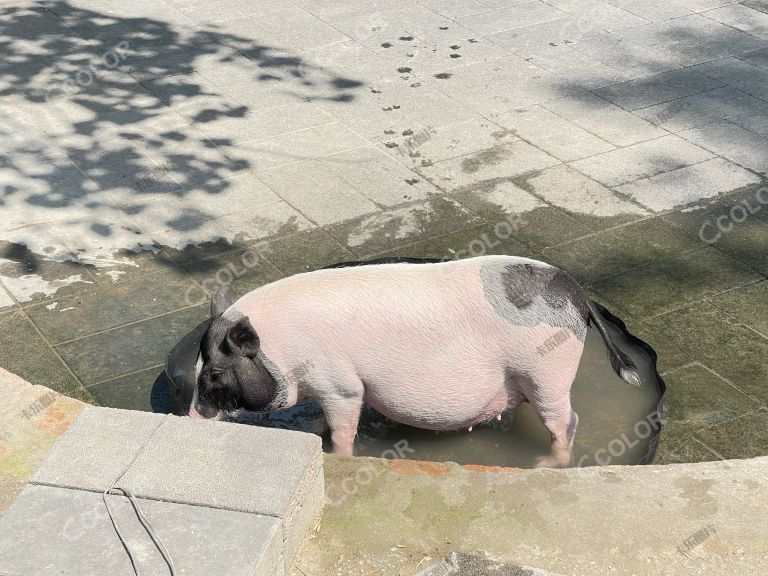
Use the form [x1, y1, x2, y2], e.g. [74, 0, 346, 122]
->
[190, 255, 639, 468]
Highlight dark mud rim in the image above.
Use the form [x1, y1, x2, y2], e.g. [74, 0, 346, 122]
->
[155, 257, 667, 465]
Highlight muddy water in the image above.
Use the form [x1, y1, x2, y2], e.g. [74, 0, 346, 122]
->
[162, 312, 663, 468]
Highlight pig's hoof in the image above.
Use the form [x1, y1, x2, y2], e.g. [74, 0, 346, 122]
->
[534, 453, 571, 469]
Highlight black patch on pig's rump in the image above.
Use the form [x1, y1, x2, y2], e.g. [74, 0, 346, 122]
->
[502, 264, 588, 316]
[482, 259, 589, 341]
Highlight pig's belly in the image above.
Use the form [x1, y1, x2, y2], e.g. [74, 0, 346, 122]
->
[361, 369, 512, 431]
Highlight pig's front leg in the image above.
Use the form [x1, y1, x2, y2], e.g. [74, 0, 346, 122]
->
[325, 399, 363, 456]
[316, 387, 364, 456]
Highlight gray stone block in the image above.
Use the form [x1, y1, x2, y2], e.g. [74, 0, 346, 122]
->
[570, 134, 714, 186]
[487, 16, 603, 56]
[543, 92, 667, 146]
[225, 123, 368, 172]
[416, 141, 560, 193]
[679, 120, 768, 173]
[522, 44, 631, 91]
[319, 146, 436, 206]
[633, 86, 768, 132]
[545, 0, 648, 32]
[494, 105, 615, 161]
[705, 4, 768, 39]
[257, 159, 379, 226]
[693, 57, 768, 101]
[0, 484, 283, 576]
[614, 157, 762, 212]
[604, 0, 693, 22]
[31, 407, 324, 570]
[595, 67, 724, 110]
[568, 33, 681, 80]
[457, 3, 563, 35]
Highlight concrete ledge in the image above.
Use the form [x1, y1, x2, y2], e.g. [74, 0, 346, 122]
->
[293, 455, 768, 575]
[27, 406, 324, 573]
[0, 484, 284, 576]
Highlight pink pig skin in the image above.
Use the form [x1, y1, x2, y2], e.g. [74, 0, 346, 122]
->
[227, 255, 588, 467]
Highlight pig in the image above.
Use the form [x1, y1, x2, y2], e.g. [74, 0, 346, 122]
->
[189, 255, 639, 468]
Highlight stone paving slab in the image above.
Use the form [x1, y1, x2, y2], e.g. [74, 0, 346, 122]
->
[736, 45, 768, 68]
[378, 117, 518, 166]
[707, 3, 768, 39]
[0, 312, 93, 403]
[542, 91, 668, 146]
[456, 3, 564, 36]
[693, 57, 768, 100]
[661, 184, 768, 274]
[634, 86, 768, 133]
[614, 157, 762, 212]
[589, 245, 763, 317]
[594, 68, 725, 111]
[416, 140, 560, 192]
[0, 484, 284, 576]
[645, 302, 768, 404]
[23, 267, 205, 345]
[522, 164, 650, 228]
[660, 362, 760, 431]
[259, 159, 380, 225]
[568, 33, 681, 79]
[570, 134, 715, 187]
[87, 365, 165, 411]
[678, 120, 768, 173]
[493, 105, 615, 161]
[53, 304, 208, 386]
[31, 406, 325, 570]
[540, 215, 703, 282]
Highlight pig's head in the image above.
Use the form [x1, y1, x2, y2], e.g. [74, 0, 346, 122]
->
[189, 284, 286, 420]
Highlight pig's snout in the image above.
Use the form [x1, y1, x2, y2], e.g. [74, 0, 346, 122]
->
[188, 405, 204, 419]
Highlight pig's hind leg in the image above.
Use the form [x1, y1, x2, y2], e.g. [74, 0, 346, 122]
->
[534, 401, 579, 469]
[518, 353, 581, 468]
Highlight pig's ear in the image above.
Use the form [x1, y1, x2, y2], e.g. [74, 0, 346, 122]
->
[211, 284, 235, 317]
[226, 317, 260, 357]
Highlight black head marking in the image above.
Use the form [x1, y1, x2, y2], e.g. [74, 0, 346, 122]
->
[194, 312, 280, 416]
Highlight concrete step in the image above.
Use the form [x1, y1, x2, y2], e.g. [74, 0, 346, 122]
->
[0, 406, 324, 575]
[0, 484, 283, 576]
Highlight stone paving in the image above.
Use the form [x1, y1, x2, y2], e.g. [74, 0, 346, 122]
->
[1, 0, 768, 464]
[0, 406, 324, 575]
